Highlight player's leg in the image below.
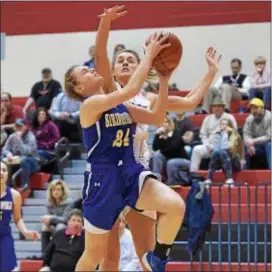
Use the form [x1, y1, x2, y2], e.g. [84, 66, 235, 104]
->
[125, 209, 156, 271]
[136, 177, 185, 271]
[76, 166, 123, 271]
[76, 228, 110, 271]
[99, 218, 121, 271]
[137, 177, 184, 244]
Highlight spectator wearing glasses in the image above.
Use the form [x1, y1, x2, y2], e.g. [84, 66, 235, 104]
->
[39, 209, 84, 272]
[201, 58, 250, 113]
[249, 56, 271, 110]
[40, 179, 72, 255]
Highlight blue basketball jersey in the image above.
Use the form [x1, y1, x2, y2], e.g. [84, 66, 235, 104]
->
[82, 104, 136, 165]
[0, 186, 13, 236]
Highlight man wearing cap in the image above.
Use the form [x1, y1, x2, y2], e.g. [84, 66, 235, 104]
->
[249, 56, 271, 110]
[243, 98, 271, 169]
[190, 97, 238, 172]
[1, 118, 40, 188]
[23, 68, 62, 114]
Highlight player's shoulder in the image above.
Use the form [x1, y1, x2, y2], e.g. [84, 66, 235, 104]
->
[10, 188, 21, 200]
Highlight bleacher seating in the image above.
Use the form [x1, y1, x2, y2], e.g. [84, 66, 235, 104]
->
[15, 154, 271, 270]
[8, 93, 270, 271]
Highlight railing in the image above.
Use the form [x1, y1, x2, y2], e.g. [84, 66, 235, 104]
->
[183, 182, 271, 271]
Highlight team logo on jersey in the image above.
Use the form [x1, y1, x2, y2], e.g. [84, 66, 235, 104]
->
[105, 112, 132, 128]
[0, 201, 13, 210]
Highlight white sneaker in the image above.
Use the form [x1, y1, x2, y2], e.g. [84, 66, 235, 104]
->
[204, 179, 212, 185]
[225, 178, 234, 187]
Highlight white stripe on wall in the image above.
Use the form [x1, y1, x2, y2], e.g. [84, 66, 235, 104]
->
[1, 23, 270, 96]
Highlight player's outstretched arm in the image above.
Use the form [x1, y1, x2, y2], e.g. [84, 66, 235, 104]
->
[127, 70, 171, 126]
[95, 5, 127, 93]
[146, 47, 221, 113]
[11, 188, 40, 240]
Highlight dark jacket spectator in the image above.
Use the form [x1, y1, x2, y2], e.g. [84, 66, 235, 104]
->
[202, 58, 250, 113]
[23, 68, 62, 114]
[152, 116, 190, 186]
[40, 209, 84, 272]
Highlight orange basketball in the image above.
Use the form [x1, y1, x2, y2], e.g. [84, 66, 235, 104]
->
[146, 32, 183, 74]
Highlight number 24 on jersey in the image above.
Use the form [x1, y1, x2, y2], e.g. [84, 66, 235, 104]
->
[112, 128, 130, 147]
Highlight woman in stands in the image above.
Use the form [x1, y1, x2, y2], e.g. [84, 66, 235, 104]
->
[64, 25, 187, 270]
[31, 107, 60, 163]
[40, 179, 71, 255]
[0, 161, 40, 272]
[95, 5, 221, 271]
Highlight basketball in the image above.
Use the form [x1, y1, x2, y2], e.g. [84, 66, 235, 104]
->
[146, 32, 183, 74]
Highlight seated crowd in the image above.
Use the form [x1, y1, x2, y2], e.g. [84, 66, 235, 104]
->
[0, 47, 271, 271]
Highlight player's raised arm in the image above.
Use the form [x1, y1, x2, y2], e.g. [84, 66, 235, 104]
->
[79, 33, 171, 126]
[95, 5, 127, 93]
[146, 47, 221, 112]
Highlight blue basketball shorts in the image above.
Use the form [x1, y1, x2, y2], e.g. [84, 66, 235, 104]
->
[82, 162, 159, 233]
[0, 233, 17, 271]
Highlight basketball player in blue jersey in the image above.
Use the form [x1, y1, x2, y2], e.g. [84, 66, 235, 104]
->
[64, 29, 188, 271]
[0, 161, 40, 271]
[95, 5, 222, 272]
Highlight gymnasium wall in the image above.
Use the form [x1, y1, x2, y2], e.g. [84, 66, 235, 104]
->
[1, 1, 271, 97]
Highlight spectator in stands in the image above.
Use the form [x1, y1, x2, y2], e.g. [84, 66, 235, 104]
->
[23, 68, 62, 116]
[31, 108, 60, 162]
[201, 58, 250, 113]
[113, 44, 126, 58]
[49, 91, 81, 142]
[119, 219, 141, 271]
[205, 119, 244, 186]
[173, 112, 194, 156]
[1, 92, 24, 133]
[249, 56, 271, 110]
[41, 179, 72, 254]
[190, 98, 238, 172]
[1, 118, 40, 188]
[83, 45, 96, 68]
[151, 115, 190, 186]
[243, 98, 271, 170]
[70, 197, 83, 211]
[1, 127, 7, 147]
[39, 209, 84, 272]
